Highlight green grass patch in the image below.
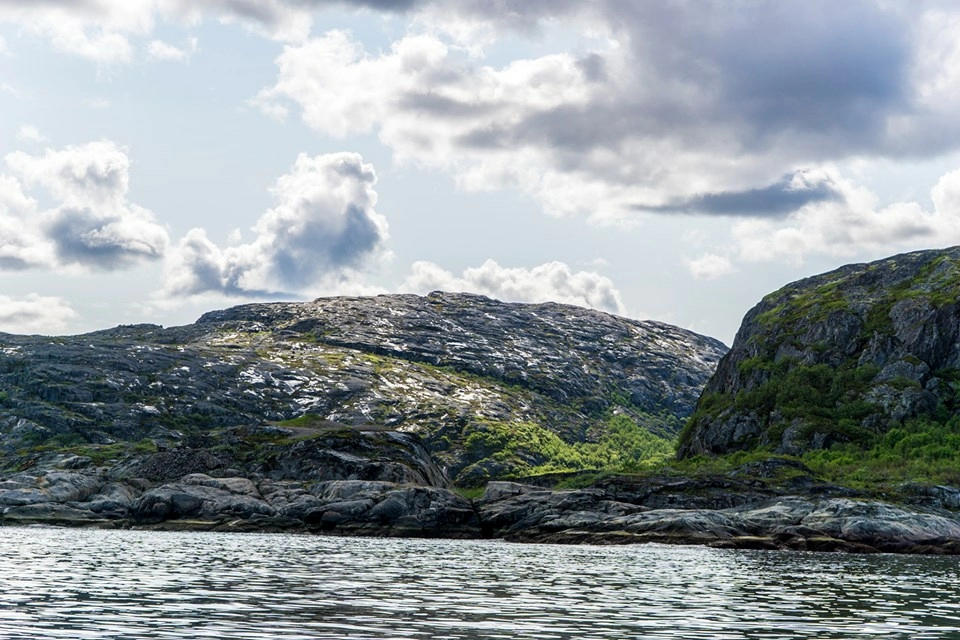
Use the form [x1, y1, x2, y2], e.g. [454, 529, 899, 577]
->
[453, 486, 486, 500]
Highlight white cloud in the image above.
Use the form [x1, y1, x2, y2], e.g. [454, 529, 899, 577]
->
[147, 36, 198, 62]
[4, 141, 169, 270]
[207, 0, 311, 42]
[0, 2, 144, 64]
[0, 293, 77, 335]
[687, 253, 735, 280]
[714, 166, 960, 267]
[249, 4, 960, 228]
[910, 10, 960, 127]
[255, 30, 623, 216]
[16, 125, 48, 144]
[0, 175, 53, 270]
[8, 141, 132, 209]
[164, 151, 389, 296]
[45, 22, 135, 64]
[0, 0, 309, 65]
[401, 259, 626, 314]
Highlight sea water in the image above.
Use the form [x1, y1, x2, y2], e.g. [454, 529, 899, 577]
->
[0, 526, 958, 639]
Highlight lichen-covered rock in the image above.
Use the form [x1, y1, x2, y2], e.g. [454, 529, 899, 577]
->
[0, 292, 725, 484]
[679, 247, 960, 457]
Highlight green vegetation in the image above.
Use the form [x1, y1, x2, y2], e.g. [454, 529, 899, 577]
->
[668, 449, 806, 481]
[859, 257, 960, 336]
[756, 280, 849, 326]
[16, 437, 158, 467]
[755, 256, 960, 341]
[680, 361, 883, 451]
[804, 415, 960, 487]
[453, 486, 486, 500]
[679, 253, 960, 492]
[274, 414, 332, 429]
[670, 413, 960, 491]
[463, 413, 674, 481]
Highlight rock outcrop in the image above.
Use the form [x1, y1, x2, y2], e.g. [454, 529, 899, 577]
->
[679, 247, 960, 457]
[0, 292, 725, 483]
[476, 482, 960, 553]
[2, 464, 958, 554]
[0, 467, 481, 538]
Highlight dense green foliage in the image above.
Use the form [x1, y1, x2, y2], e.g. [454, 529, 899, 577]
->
[681, 362, 883, 449]
[803, 415, 960, 487]
[463, 413, 674, 480]
[671, 413, 960, 490]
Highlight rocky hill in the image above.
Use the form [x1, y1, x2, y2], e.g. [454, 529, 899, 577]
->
[678, 247, 960, 458]
[2, 284, 959, 554]
[0, 292, 726, 485]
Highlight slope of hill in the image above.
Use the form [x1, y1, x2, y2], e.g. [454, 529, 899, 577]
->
[0, 291, 726, 485]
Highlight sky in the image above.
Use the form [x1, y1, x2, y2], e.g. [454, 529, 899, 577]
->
[3, 1, 960, 345]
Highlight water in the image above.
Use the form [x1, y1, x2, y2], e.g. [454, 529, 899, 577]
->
[0, 527, 958, 639]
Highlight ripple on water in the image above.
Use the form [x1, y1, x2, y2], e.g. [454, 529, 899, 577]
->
[0, 527, 958, 639]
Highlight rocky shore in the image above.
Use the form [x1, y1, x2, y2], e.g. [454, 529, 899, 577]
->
[3, 462, 958, 555]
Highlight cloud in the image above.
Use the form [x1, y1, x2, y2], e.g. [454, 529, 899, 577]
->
[164, 151, 389, 297]
[696, 166, 960, 268]
[16, 125, 48, 144]
[0, 0, 309, 63]
[251, 3, 960, 225]
[0, 293, 77, 335]
[401, 259, 626, 314]
[686, 254, 735, 280]
[6, 141, 130, 206]
[1, 1, 141, 64]
[147, 36, 198, 62]
[646, 171, 843, 218]
[173, 0, 315, 40]
[255, 30, 607, 216]
[0, 175, 53, 270]
[9, 1, 960, 265]
[3, 141, 169, 270]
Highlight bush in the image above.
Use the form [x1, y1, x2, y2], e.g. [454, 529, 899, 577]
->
[803, 415, 960, 486]
[463, 414, 675, 479]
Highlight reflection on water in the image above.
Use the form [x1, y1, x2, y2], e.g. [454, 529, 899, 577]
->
[0, 526, 958, 639]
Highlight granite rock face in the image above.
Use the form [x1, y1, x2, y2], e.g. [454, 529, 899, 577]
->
[679, 248, 960, 457]
[0, 292, 725, 484]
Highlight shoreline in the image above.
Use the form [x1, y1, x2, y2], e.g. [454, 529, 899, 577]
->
[2, 472, 959, 555]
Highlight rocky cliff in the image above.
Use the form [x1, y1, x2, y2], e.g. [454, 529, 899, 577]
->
[679, 247, 960, 458]
[0, 292, 726, 485]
